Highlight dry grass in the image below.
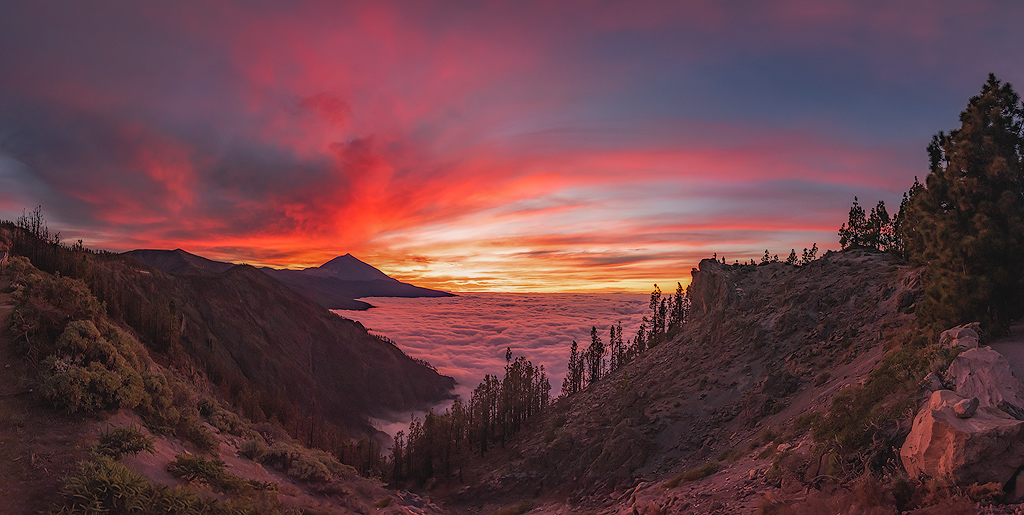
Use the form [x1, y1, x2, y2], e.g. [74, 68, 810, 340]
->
[663, 462, 720, 488]
[490, 501, 534, 515]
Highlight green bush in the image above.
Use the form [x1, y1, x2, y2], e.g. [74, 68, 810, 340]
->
[95, 424, 155, 459]
[167, 454, 248, 494]
[258, 442, 354, 483]
[8, 259, 104, 361]
[198, 398, 245, 435]
[40, 320, 147, 413]
[181, 415, 220, 454]
[239, 439, 268, 461]
[54, 456, 282, 515]
[58, 456, 151, 514]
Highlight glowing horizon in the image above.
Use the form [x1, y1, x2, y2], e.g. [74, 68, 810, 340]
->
[1, 2, 1021, 292]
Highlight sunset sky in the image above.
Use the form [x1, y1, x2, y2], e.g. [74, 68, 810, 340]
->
[1, 2, 1022, 292]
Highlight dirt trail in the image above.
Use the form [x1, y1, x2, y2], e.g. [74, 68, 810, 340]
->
[989, 323, 1024, 383]
[0, 278, 92, 514]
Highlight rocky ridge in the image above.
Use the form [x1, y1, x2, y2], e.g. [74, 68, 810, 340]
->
[441, 248, 924, 514]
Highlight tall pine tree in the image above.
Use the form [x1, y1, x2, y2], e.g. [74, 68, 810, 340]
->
[900, 74, 1024, 332]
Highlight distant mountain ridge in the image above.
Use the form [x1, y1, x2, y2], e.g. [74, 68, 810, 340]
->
[304, 253, 396, 282]
[123, 249, 454, 310]
[126, 248, 234, 276]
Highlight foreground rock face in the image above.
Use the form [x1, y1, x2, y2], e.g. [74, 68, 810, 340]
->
[947, 347, 1024, 419]
[900, 389, 1024, 485]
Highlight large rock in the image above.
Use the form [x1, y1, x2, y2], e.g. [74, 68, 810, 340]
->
[947, 347, 1024, 418]
[940, 323, 980, 349]
[901, 389, 1024, 485]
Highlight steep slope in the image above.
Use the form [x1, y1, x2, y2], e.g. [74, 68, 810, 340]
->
[173, 264, 456, 433]
[0, 251, 448, 514]
[8, 227, 455, 441]
[442, 248, 923, 513]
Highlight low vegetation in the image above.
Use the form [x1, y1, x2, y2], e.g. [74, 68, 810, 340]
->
[54, 456, 284, 514]
[94, 425, 155, 459]
[663, 462, 719, 488]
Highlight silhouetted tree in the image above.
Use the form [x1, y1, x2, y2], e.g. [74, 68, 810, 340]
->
[585, 326, 605, 385]
[899, 74, 1024, 332]
[785, 249, 798, 265]
[668, 282, 689, 331]
[561, 340, 584, 396]
[800, 243, 818, 265]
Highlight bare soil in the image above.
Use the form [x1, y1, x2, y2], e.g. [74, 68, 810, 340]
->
[0, 279, 93, 514]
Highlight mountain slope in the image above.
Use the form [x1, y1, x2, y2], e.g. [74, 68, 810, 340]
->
[441, 248, 924, 513]
[0, 238, 449, 514]
[13, 229, 455, 440]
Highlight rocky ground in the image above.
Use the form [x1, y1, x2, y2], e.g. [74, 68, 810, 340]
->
[428, 249, 1024, 515]
[431, 248, 928, 514]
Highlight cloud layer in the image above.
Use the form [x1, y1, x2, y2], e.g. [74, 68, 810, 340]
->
[337, 292, 651, 401]
[2, 2, 1023, 290]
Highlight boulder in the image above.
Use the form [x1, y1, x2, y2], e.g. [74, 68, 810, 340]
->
[940, 323, 980, 349]
[924, 372, 944, 392]
[901, 390, 1024, 485]
[953, 397, 978, 418]
[946, 347, 1024, 418]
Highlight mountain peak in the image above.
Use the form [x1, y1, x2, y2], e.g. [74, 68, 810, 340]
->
[310, 254, 396, 282]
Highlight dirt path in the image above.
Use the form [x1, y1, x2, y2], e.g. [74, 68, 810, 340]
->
[988, 323, 1024, 382]
[0, 278, 92, 514]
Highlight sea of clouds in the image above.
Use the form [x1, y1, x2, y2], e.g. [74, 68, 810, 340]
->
[334, 292, 650, 434]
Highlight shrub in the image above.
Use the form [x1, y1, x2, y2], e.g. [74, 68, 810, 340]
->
[198, 398, 245, 435]
[181, 414, 220, 454]
[167, 454, 248, 494]
[58, 456, 151, 514]
[55, 456, 282, 515]
[40, 320, 147, 413]
[663, 462, 719, 488]
[95, 424, 155, 459]
[812, 332, 956, 461]
[258, 442, 354, 483]
[239, 439, 268, 461]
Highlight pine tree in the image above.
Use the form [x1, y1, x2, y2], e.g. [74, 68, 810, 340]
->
[838, 197, 868, 249]
[785, 249, 798, 265]
[900, 74, 1024, 332]
[866, 200, 892, 250]
[585, 326, 605, 385]
[560, 340, 583, 396]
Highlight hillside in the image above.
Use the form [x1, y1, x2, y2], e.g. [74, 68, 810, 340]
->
[0, 255, 448, 513]
[438, 248, 928, 514]
[9, 227, 455, 441]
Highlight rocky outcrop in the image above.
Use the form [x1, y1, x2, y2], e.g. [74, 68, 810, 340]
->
[901, 333, 1024, 486]
[946, 347, 1024, 419]
[686, 258, 738, 317]
[900, 389, 1024, 485]
[940, 323, 981, 349]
